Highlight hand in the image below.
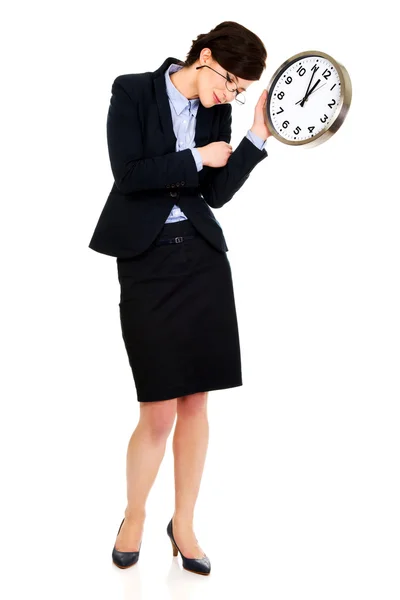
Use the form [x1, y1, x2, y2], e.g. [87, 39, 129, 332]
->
[197, 141, 233, 168]
[251, 89, 272, 140]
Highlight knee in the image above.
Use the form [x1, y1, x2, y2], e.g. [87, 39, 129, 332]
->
[177, 392, 209, 419]
[139, 398, 177, 440]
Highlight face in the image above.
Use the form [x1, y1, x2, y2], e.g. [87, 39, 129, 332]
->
[196, 48, 254, 107]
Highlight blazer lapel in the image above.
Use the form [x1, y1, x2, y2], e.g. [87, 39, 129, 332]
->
[153, 57, 213, 152]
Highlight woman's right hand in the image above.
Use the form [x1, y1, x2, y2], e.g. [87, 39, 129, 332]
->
[197, 142, 233, 168]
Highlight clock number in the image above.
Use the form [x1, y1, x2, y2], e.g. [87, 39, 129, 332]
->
[320, 114, 329, 123]
[285, 76, 292, 84]
[322, 69, 331, 80]
[328, 98, 336, 109]
[282, 120, 289, 129]
[308, 126, 315, 134]
[296, 66, 306, 77]
[293, 126, 301, 135]
[277, 91, 285, 100]
[277, 106, 284, 114]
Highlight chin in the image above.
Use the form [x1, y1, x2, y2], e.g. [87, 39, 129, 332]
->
[199, 93, 220, 108]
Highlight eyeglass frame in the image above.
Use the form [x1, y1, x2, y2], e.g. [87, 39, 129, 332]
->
[195, 64, 246, 104]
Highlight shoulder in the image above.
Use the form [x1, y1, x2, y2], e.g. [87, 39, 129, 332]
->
[220, 103, 232, 125]
[111, 72, 152, 103]
[221, 102, 232, 125]
[224, 103, 232, 116]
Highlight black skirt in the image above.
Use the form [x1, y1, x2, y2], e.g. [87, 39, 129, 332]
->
[116, 219, 242, 402]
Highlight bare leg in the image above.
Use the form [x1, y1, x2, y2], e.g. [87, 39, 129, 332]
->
[114, 398, 177, 552]
[172, 392, 209, 558]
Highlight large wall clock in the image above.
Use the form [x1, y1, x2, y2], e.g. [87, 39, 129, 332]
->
[266, 50, 352, 147]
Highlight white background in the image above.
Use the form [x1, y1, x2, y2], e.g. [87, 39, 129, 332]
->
[1, 1, 399, 599]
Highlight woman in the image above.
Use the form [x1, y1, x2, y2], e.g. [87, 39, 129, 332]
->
[88, 20, 270, 575]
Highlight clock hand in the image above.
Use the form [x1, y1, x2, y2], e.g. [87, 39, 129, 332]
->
[306, 78, 321, 96]
[296, 78, 321, 105]
[301, 78, 321, 105]
[308, 82, 327, 95]
[300, 69, 316, 107]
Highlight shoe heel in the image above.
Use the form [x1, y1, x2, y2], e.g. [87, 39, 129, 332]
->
[170, 537, 178, 556]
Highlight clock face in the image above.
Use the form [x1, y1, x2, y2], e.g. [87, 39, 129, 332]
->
[267, 54, 343, 143]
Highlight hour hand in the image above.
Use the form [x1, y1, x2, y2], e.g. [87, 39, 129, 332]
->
[298, 78, 321, 106]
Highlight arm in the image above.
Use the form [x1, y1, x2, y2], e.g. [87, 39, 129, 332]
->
[246, 129, 267, 151]
[190, 148, 203, 171]
[198, 104, 268, 209]
[107, 77, 199, 194]
[191, 131, 266, 173]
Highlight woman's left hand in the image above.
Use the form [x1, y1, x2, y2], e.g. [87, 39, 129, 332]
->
[251, 89, 272, 141]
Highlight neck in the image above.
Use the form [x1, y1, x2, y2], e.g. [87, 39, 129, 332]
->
[170, 64, 200, 100]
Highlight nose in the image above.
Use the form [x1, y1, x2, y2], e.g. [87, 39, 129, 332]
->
[220, 91, 229, 103]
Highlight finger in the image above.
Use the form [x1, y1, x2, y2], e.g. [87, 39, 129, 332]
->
[262, 90, 268, 107]
[258, 89, 267, 104]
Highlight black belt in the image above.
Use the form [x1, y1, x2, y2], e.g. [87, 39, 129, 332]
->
[154, 234, 197, 246]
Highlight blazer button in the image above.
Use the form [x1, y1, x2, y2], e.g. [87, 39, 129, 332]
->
[166, 184, 170, 188]
[169, 191, 178, 197]
[176, 182, 180, 187]
[181, 181, 185, 185]
[171, 183, 175, 188]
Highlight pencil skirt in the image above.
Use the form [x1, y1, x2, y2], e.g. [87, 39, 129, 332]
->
[116, 218, 243, 402]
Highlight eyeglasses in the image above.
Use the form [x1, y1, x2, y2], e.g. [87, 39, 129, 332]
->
[195, 64, 246, 105]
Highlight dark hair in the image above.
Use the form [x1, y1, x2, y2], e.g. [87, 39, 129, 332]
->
[183, 21, 267, 82]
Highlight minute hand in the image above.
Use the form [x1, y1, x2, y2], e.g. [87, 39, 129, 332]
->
[299, 78, 321, 106]
[300, 70, 316, 107]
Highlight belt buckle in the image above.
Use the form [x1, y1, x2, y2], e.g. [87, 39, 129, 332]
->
[175, 236, 184, 243]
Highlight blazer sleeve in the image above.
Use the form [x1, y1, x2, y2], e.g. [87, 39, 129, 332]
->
[199, 103, 268, 209]
[107, 77, 200, 194]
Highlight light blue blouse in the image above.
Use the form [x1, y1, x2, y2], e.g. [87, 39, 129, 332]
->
[164, 63, 267, 223]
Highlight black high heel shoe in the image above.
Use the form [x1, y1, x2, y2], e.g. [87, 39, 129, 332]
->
[112, 518, 142, 569]
[167, 517, 211, 575]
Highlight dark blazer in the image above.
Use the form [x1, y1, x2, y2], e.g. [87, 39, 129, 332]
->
[88, 56, 268, 258]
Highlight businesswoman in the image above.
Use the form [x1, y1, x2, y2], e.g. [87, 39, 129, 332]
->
[88, 20, 270, 575]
